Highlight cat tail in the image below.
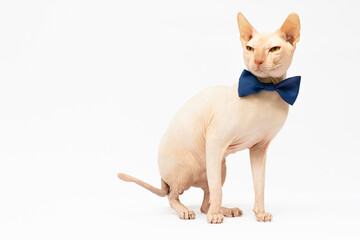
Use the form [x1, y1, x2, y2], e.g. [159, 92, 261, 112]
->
[117, 173, 169, 197]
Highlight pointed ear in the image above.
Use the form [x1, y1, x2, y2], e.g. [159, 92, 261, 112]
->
[279, 13, 300, 46]
[237, 12, 257, 45]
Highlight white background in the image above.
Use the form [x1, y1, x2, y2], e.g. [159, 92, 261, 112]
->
[1, 0, 360, 239]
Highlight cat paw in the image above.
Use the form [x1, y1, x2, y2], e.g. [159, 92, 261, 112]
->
[254, 211, 272, 222]
[178, 209, 196, 220]
[221, 207, 243, 217]
[207, 212, 224, 224]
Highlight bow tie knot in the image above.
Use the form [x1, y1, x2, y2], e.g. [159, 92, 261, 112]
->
[238, 69, 301, 105]
[263, 83, 276, 91]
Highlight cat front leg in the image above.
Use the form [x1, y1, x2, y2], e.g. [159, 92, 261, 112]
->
[250, 141, 273, 222]
[205, 140, 226, 224]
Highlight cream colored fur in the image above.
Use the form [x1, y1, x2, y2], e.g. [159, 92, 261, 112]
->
[118, 12, 301, 224]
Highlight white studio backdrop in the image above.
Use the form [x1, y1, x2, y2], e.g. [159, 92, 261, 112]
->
[0, 0, 359, 239]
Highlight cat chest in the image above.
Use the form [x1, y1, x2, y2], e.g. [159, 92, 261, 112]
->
[226, 124, 276, 155]
[225, 95, 289, 154]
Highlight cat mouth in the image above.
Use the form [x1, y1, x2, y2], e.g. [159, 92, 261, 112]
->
[254, 68, 265, 73]
[252, 68, 271, 78]
[254, 65, 266, 72]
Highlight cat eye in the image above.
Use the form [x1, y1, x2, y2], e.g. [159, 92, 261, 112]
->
[269, 46, 281, 53]
[246, 46, 254, 52]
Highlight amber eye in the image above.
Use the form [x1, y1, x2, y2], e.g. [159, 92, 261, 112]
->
[269, 46, 281, 52]
[246, 46, 254, 52]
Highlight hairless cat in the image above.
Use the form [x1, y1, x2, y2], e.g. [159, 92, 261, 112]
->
[118, 12, 301, 224]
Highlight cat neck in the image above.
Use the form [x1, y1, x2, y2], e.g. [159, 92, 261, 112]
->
[256, 73, 287, 85]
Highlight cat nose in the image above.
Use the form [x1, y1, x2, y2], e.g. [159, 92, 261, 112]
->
[254, 59, 264, 65]
[254, 50, 265, 66]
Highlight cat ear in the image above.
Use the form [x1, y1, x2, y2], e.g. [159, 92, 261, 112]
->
[278, 13, 300, 46]
[237, 12, 257, 45]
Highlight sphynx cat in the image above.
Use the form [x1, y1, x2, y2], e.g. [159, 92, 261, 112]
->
[118, 12, 301, 224]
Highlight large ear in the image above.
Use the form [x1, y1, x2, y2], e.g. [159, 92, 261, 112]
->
[279, 13, 300, 46]
[237, 12, 257, 45]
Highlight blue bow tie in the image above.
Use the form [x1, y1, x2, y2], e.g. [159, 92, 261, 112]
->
[238, 69, 301, 105]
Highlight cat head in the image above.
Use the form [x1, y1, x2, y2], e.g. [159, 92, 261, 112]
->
[237, 12, 300, 80]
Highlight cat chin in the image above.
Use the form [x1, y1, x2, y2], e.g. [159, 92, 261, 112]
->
[248, 69, 270, 78]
